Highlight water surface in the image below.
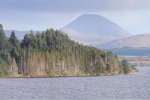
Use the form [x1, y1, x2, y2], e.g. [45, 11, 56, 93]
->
[0, 67, 150, 100]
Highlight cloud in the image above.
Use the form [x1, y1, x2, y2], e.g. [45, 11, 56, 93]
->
[1, 0, 150, 34]
[1, 0, 150, 12]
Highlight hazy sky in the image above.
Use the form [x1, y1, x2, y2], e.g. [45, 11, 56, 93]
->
[0, 0, 150, 34]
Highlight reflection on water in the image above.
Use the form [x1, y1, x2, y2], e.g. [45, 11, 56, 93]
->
[0, 67, 150, 100]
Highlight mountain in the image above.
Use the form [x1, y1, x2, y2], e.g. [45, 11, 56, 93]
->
[100, 33, 150, 49]
[62, 14, 130, 45]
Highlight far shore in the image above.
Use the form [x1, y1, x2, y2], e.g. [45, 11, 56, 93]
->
[118, 55, 150, 66]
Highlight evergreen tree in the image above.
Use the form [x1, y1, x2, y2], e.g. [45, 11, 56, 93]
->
[0, 24, 6, 50]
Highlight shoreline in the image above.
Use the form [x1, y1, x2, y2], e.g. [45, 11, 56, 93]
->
[0, 71, 137, 78]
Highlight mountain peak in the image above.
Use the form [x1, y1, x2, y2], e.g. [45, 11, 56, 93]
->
[78, 14, 105, 18]
[62, 14, 130, 46]
[63, 14, 130, 36]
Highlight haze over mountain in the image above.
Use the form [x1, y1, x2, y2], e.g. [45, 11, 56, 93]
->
[100, 33, 150, 49]
[62, 14, 130, 45]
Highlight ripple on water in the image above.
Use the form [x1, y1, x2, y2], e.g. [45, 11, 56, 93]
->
[0, 67, 150, 100]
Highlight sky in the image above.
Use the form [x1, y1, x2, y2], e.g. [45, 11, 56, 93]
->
[0, 0, 150, 34]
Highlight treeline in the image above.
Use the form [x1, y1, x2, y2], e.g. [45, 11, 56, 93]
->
[0, 24, 134, 77]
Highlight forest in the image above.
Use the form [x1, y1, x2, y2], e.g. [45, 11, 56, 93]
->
[0, 24, 135, 77]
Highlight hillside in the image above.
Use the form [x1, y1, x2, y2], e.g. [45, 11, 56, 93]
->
[62, 14, 130, 45]
[100, 33, 150, 49]
[111, 47, 150, 56]
[0, 24, 134, 77]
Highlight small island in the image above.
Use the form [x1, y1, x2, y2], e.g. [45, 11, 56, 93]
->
[0, 24, 136, 77]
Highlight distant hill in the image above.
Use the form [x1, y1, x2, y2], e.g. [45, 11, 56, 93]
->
[100, 33, 150, 49]
[111, 47, 150, 56]
[4, 30, 37, 39]
[62, 14, 130, 46]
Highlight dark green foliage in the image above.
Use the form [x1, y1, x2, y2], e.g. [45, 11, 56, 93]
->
[0, 25, 11, 64]
[0, 25, 11, 76]
[121, 59, 136, 73]
[0, 25, 6, 50]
